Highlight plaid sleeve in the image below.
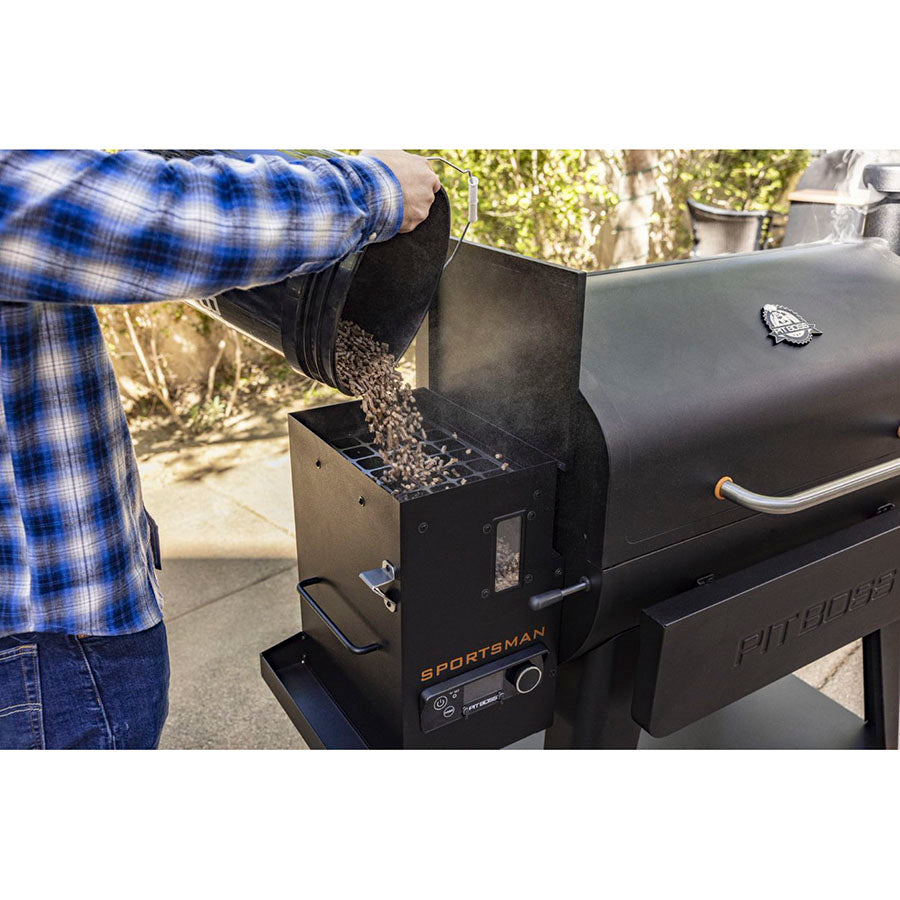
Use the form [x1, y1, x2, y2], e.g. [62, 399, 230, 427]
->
[0, 149, 404, 306]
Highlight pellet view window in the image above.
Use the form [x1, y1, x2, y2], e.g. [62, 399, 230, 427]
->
[494, 514, 522, 592]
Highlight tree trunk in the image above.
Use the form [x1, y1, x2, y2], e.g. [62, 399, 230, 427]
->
[608, 149, 661, 269]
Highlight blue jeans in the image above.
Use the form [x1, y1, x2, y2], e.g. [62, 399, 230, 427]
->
[0, 621, 169, 749]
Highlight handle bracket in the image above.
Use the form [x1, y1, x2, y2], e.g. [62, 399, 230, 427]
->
[359, 560, 398, 612]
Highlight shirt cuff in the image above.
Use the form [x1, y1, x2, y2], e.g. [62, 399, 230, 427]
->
[339, 155, 405, 245]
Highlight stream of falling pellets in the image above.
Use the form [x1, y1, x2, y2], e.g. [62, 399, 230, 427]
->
[335, 321, 461, 491]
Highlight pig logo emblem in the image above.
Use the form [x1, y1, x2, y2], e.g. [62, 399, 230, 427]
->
[761, 304, 822, 346]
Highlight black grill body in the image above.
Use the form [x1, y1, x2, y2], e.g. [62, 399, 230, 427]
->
[282, 393, 562, 748]
[568, 241, 900, 652]
[262, 236, 900, 749]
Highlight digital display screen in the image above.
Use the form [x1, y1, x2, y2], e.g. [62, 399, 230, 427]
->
[464, 670, 504, 703]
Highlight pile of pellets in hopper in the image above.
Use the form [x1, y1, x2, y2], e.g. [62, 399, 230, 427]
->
[494, 535, 521, 591]
[335, 320, 457, 491]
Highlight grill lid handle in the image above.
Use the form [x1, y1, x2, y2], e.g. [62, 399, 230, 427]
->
[714, 456, 900, 515]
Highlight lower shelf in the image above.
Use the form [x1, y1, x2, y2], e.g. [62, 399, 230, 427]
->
[638, 674, 871, 749]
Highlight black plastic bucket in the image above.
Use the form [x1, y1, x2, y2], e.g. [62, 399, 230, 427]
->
[151, 150, 451, 393]
[222, 187, 449, 393]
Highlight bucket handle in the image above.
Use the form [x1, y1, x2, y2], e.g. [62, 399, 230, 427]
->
[426, 156, 479, 269]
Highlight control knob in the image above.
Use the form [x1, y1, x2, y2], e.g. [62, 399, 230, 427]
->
[508, 660, 542, 694]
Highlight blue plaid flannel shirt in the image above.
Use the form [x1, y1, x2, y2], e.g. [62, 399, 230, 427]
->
[0, 149, 403, 636]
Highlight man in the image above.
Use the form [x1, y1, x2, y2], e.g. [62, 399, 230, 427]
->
[0, 148, 441, 749]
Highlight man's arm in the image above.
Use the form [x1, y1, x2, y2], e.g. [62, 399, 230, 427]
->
[0, 149, 409, 306]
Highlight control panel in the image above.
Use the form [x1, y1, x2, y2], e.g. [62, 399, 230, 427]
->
[419, 644, 548, 733]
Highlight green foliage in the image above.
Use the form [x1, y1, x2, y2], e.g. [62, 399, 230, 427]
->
[425, 148, 813, 266]
[676, 149, 812, 213]
[105, 148, 817, 432]
[187, 395, 228, 431]
[664, 149, 812, 255]
[421, 150, 620, 269]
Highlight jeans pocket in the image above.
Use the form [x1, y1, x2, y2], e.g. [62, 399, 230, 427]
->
[0, 644, 45, 750]
[76, 623, 169, 749]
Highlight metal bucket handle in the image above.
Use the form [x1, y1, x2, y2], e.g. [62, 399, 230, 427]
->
[426, 156, 479, 268]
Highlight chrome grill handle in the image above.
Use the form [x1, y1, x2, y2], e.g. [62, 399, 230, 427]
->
[714, 456, 900, 515]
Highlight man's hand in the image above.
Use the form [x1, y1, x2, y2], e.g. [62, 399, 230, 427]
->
[361, 150, 441, 233]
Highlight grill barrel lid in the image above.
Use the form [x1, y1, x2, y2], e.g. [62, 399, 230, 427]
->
[580, 240, 900, 568]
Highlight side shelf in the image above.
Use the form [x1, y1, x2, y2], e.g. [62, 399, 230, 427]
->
[261, 632, 369, 750]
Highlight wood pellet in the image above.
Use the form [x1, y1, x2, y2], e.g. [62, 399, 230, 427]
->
[335, 320, 515, 494]
[495, 535, 520, 591]
[336, 321, 452, 489]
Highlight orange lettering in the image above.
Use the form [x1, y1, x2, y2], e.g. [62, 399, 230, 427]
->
[423, 628, 549, 683]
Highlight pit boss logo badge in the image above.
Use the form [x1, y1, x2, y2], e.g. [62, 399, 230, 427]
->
[761, 304, 822, 346]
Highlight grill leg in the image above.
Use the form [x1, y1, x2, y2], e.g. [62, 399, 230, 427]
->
[862, 621, 900, 750]
[544, 628, 642, 749]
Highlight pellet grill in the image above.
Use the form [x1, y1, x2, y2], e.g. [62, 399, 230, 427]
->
[260, 168, 900, 750]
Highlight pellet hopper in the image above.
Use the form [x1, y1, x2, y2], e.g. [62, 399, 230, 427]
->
[192, 154, 900, 750]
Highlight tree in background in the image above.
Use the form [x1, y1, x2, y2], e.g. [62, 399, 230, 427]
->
[675, 149, 811, 211]
[107, 149, 814, 430]
[666, 149, 812, 254]
[426, 148, 812, 269]
[424, 149, 621, 270]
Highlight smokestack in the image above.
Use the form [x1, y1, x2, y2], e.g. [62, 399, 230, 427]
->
[862, 164, 900, 254]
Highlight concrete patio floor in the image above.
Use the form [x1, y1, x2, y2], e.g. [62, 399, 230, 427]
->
[139, 433, 307, 750]
[140, 430, 874, 750]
